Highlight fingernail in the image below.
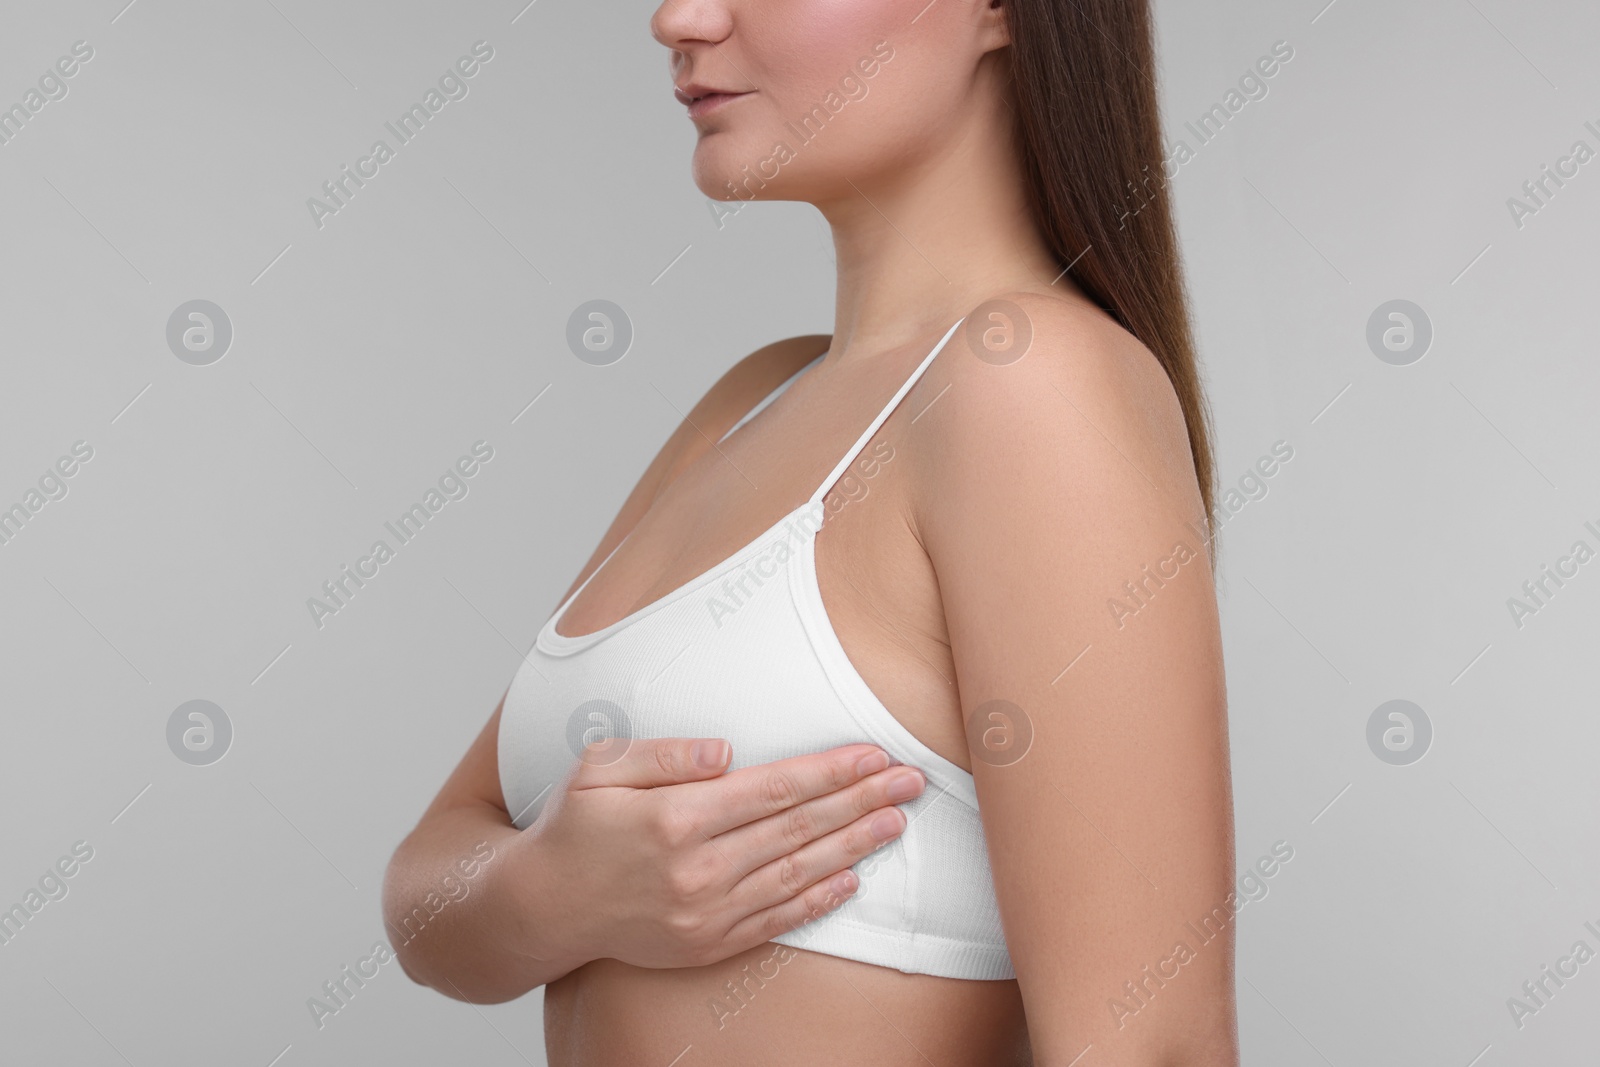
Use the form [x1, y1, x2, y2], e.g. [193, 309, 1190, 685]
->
[855, 749, 889, 776]
[831, 870, 858, 896]
[886, 770, 924, 802]
[870, 810, 904, 840]
[693, 740, 729, 769]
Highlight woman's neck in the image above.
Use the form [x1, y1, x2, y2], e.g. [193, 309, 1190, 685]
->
[814, 67, 1080, 362]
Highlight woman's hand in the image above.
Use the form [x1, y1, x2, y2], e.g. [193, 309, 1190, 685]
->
[502, 737, 926, 971]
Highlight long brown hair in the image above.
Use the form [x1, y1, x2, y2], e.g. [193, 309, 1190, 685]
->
[1006, 0, 1217, 560]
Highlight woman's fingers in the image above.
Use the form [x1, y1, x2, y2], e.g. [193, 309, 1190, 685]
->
[716, 807, 910, 953]
[666, 743, 894, 838]
[569, 736, 734, 790]
[720, 869, 862, 958]
[714, 764, 925, 874]
[727, 801, 910, 919]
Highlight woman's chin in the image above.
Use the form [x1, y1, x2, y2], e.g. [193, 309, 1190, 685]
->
[690, 135, 804, 203]
[693, 160, 760, 202]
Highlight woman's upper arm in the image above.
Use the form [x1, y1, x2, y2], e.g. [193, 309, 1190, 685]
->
[423, 334, 834, 819]
[915, 301, 1237, 1063]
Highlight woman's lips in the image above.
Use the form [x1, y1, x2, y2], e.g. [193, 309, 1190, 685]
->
[687, 91, 753, 119]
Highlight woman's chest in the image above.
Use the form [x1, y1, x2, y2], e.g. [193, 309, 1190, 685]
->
[559, 438, 968, 766]
[498, 469, 969, 832]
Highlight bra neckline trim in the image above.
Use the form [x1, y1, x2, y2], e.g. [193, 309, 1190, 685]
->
[790, 529, 981, 807]
[534, 492, 984, 806]
[537, 500, 823, 654]
[538, 317, 966, 655]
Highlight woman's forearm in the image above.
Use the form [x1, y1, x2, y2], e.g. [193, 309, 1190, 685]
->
[382, 801, 592, 1003]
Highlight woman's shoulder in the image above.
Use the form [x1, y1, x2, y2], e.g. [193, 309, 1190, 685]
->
[906, 288, 1199, 524]
[927, 288, 1183, 443]
[946, 288, 1169, 397]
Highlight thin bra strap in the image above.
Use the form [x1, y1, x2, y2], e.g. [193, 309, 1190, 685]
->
[806, 316, 966, 507]
[552, 345, 831, 625]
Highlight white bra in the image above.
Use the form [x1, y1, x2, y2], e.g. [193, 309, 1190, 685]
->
[498, 316, 1015, 980]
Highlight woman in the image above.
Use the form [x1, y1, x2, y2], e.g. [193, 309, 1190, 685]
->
[382, 0, 1236, 1063]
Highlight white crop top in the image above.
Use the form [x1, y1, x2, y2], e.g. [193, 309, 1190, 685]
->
[498, 316, 1016, 980]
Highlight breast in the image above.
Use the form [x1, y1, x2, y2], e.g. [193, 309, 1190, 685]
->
[499, 562, 883, 828]
[498, 520, 1013, 980]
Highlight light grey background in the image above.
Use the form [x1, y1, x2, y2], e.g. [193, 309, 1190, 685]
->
[2, 0, 1596, 1063]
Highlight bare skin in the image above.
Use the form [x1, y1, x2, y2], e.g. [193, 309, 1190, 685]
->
[385, 328, 1037, 1064]
[387, 293, 1233, 1065]
[536, 328, 1038, 1066]
[387, 0, 1236, 1060]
